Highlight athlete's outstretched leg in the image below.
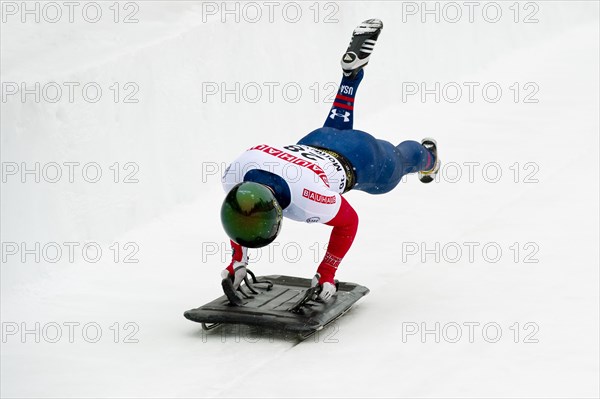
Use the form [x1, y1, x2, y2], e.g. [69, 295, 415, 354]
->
[299, 128, 436, 194]
[298, 18, 439, 194]
[323, 69, 364, 130]
[323, 18, 383, 130]
[396, 140, 435, 175]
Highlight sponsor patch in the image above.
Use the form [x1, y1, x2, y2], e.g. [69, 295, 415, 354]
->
[249, 144, 330, 187]
[302, 188, 337, 204]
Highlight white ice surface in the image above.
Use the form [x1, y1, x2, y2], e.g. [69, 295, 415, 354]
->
[1, 2, 599, 398]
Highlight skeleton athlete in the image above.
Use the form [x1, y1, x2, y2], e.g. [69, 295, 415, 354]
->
[220, 19, 440, 303]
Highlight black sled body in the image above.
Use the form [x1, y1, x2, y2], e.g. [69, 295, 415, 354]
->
[184, 275, 369, 339]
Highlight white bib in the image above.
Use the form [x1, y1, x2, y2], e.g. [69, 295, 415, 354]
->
[222, 144, 347, 224]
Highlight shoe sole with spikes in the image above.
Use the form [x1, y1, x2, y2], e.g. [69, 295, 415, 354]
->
[419, 138, 440, 184]
[341, 19, 383, 79]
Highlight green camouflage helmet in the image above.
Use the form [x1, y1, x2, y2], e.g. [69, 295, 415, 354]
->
[221, 182, 283, 248]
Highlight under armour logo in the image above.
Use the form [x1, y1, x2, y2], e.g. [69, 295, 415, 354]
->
[329, 108, 350, 122]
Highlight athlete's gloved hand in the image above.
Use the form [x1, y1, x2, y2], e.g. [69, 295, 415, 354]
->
[222, 240, 249, 289]
[221, 261, 247, 290]
[221, 261, 247, 306]
[311, 273, 337, 302]
[221, 241, 249, 306]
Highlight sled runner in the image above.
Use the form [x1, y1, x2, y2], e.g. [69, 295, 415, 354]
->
[184, 273, 369, 339]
